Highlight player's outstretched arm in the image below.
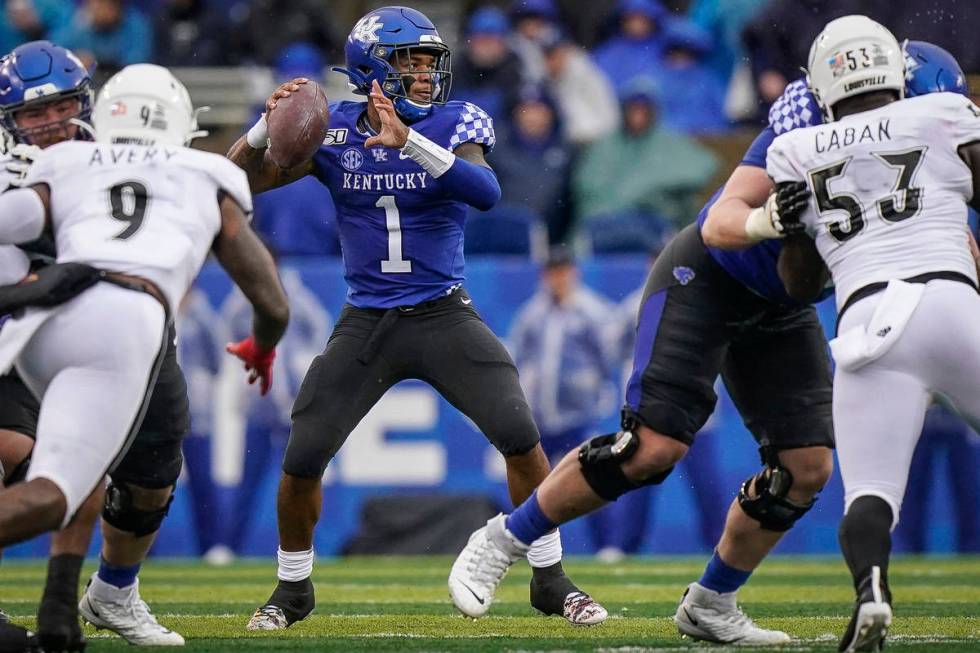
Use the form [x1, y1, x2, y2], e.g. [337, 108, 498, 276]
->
[701, 165, 775, 249]
[227, 78, 314, 194]
[211, 193, 289, 350]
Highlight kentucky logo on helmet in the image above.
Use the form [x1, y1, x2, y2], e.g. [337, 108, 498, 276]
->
[350, 15, 384, 43]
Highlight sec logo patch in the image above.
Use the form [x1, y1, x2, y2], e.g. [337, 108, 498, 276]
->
[341, 147, 363, 171]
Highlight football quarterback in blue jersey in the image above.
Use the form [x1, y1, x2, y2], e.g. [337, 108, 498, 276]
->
[448, 40, 966, 646]
[229, 7, 606, 629]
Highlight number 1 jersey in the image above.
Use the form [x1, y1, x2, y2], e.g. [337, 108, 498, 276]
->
[23, 140, 252, 315]
[311, 100, 495, 309]
[767, 92, 980, 310]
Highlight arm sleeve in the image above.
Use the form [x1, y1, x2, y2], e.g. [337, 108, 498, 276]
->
[741, 127, 776, 168]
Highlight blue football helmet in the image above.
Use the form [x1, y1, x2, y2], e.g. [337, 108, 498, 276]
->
[333, 6, 452, 122]
[0, 40, 93, 146]
[904, 40, 967, 97]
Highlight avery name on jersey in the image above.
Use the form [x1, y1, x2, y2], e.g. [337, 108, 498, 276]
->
[815, 118, 891, 153]
[88, 146, 180, 166]
[343, 171, 429, 191]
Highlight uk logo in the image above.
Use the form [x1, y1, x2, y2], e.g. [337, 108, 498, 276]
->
[371, 147, 388, 162]
[350, 15, 383, 43]
[673, 266, 695, 285]
[341, 147, 364, 171]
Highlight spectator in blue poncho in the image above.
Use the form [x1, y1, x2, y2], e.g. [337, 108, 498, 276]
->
[592, 0, 668, 96]
[653, 19, 730, 134]
[454, 7, 524, 122]
[0, 0, 73, 55]
[52, 0, 152, 73]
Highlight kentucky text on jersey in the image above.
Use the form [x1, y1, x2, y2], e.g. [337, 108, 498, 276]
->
[815, 119, 891, 153]
[312, 99, 495, 309]
[342, 171, 428, 191]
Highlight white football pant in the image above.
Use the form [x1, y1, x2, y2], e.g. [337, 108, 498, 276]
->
[834, 280, 980, 528]
[12, 283, 167, 526]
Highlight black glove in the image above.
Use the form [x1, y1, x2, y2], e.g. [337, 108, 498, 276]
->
[0, 262, 103, 315]
[774, 181, 811, 235]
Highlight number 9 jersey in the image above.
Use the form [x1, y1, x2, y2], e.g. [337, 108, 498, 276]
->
[310, 100, 495, 309]
[767, 92, 980, 311]
[22, 140, 252, 315]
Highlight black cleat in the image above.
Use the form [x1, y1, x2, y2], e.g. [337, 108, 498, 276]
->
[246, 578, 315, 631]
[529, 562, 608, 626]
[37, 591, 86, 652]
[0, 612, 8, 625]
[839, 566, 892, 653]
[0, 621, 40, 653]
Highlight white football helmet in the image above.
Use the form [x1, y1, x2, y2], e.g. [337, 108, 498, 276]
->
[91, 64, 206, 146]
[806, 15, 904, 121]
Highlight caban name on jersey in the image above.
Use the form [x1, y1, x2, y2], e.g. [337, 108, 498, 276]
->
[815, 118, 891, 153]
[342, 171, 428, 191]
[88, 146, 179, 166]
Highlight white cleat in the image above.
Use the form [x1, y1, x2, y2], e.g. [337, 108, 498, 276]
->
[674, 582, 791, 645]
[840, 601, 892, 653]
[561, 591, 608, 626]
[79, 576, 185, 646]
[449, 514, 528, 618]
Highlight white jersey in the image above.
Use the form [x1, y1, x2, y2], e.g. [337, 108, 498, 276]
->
[0, 156, 30, 286]
[767, 92, 980, 310]
[23, 141, 252, 315]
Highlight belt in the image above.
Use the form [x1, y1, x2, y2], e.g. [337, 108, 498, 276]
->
[356, 286, 464, 364]
[100, 271, 169, 316]
[837, 270, 976, 324]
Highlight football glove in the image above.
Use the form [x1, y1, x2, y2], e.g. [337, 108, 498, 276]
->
[5, 143, 41, 186]
[225, 335, 276, 396]
[744, 181, 810, 241]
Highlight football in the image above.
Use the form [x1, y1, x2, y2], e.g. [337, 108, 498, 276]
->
[266, 81, 330, 169]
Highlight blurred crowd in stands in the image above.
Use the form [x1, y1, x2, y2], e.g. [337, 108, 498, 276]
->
[3, 0, 978, 256]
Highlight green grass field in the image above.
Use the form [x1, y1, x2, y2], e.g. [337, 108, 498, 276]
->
[2, 556, 978, 651]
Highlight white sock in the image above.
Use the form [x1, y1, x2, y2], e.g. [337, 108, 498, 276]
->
[277, 547, 314, 582]
[89, 574, 137, 602]
[527, 529, 563, 568]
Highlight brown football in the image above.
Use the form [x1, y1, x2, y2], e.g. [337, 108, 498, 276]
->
[266, 81, 330, 169]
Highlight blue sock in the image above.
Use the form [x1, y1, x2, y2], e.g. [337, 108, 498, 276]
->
[505, 491, 556, 546]
[699, 551, 752, 594]
[98, 557, 141, 589]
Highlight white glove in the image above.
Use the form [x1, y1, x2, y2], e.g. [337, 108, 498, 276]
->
[5, 143, 42, 187]
[743, 193, 785, 242]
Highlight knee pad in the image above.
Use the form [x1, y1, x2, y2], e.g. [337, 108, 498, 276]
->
[102, 482, 174, 537]
[578, 431, 673, 501]
[738, 452, 816, 532]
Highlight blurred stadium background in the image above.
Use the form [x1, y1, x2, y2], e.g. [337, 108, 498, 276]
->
[4, 0, 980, 564]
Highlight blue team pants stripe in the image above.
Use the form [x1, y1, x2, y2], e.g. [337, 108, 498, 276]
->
[625, 289, 667, 411]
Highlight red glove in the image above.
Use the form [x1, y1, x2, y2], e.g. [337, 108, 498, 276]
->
[225, 335, 276, 396]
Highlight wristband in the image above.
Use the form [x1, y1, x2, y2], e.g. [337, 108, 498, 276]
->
[400, 129, 455, 178]
[246, 114, 269, 150]
[744, 196, 783, 242]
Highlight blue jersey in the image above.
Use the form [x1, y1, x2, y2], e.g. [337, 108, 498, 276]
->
[311, 99, 495, 308]
[695, 128, 799, 304]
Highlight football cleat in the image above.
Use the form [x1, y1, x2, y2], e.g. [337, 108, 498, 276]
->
[246, 578, 315, 631]
[0, 621, 39, 653]
[674, 582, 791, 645]
[558, 591, 608, 626]
[37, 588, 86, 652]
[530, 564, 608, 626]
[79, 576, 184, 646]
[449, 514, 528, 618]
[839, 566, 892, 653]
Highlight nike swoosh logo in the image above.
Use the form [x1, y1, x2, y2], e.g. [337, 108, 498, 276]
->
[461, 298, 472, 305]
[683, 607, 698, 626]
[460, 582, 485, 605]
[85, 598, 102, 619]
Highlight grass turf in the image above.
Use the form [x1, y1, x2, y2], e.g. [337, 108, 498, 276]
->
[1, 556, 978, 651]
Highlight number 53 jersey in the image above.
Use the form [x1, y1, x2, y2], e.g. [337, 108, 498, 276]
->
[23, 140, 252, 315]
[767, 92, 980, 310]
[311, 100, 495, 309]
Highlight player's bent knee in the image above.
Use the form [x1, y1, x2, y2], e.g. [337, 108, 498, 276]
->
[578, 430, 676, 501]
[738, 448, 822, 532]
[779, 446, 834, 498]
[102, 481, 174, 537]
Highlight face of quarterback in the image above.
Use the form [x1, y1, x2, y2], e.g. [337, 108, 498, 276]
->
[14, 95, 81, 148]
[391, 50, 437, 105]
